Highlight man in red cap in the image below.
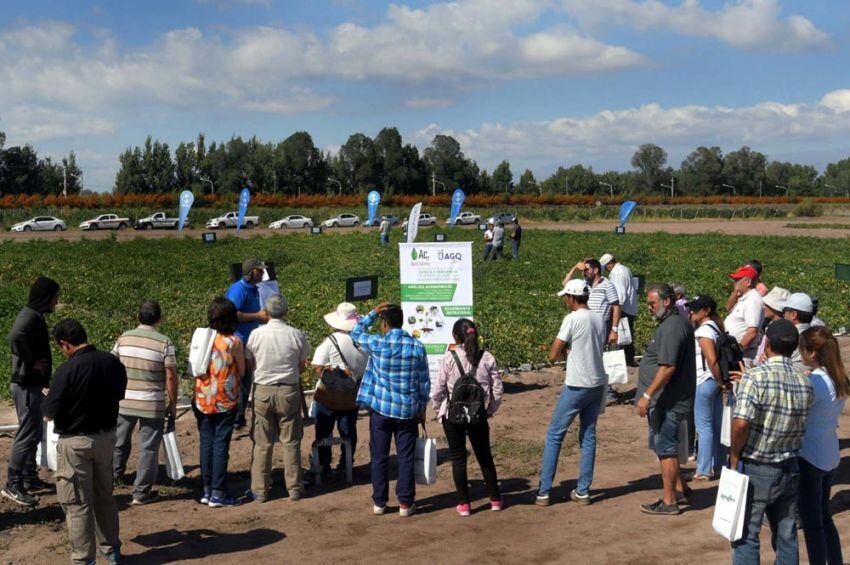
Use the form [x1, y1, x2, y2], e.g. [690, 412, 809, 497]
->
[724, 265, 764, 366]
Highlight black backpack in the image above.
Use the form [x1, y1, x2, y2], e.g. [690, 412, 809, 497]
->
[446, 350, 487, 426]
[702, 323, 744, 383]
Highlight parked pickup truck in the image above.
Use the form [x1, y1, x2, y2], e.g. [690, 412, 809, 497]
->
[206, 211, 260, 229]
[79, 214, 131, 231]
[134, 212, 183, 230]
[445, 211, 481, 225]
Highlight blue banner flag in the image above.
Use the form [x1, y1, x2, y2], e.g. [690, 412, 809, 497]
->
[178, 190, 194, 234]
[448, 188, 465, 226]
[236, 187, 251, 233]
[619, 200, 638, 227]
[367, 190, 381, 226]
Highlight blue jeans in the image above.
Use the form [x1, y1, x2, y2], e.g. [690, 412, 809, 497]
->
[511, 240, 519, 260]
[380, 233, 388, 246]
[648, 408, 683, 457]
[483, 243, 493, 260]
[733, 458, 800, 565]
[315, 401, 358, 470]
[538, 384, 604, 497]
[695, 379, 725, 476]
[194, 407, 236, 498]
[369, 411, 418, 506]
[798, 457, 843, 565]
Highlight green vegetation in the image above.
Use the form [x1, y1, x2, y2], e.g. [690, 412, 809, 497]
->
[786, 223, 850, 230]
[1, 229, 849, 398]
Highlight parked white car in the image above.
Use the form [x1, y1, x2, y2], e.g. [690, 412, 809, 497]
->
[445, 211, 481, 225]
[417, 213, 437, 226]
[79, 214, 131, 231]
[134, 212, 181, 230]
[206, 212, 260, 229]
[322, 213, 361, 228]
[269, 215, 314, 229]
[10, 216, 67, 232]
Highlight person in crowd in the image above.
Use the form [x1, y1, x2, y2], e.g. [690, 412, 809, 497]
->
[511, 217, 522, 260]
[726, 260, 767, 311]
[490, 221, 505, 260]
[111, 300, 177, 505]
[600, 254, 638, 367]
[2, 276, 60, 507]
[687, 295, 726, 481]
[432, 319, 503, 516]
[311, 302, 369, 482]
[797, 327, 847, 565]
[724, 266, 764, 366]
[755, 287, 790, 365]
[379, 217, 390, 246]
[42, 319, 127, 565]
[781, 292, 815, 372]
[635, 284, 695, 516]
[227, 258, 270, 429]
[565, 258, 621, 404]
[246, 294, 310, 502]
[353, 303, 429, 518]
[672, 283, 689, 319]
[729, 319, 813, 564]
[194, 297, 245, 508]
[535, 278, 606, 507]
[482, 222, 494, 260]
[809, 296, 826, 328]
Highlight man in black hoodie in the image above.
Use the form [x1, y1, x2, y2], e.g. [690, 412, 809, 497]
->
[2, 276, 60, 507]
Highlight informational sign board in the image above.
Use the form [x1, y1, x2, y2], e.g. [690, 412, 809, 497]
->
[835, 263, 850, 282]
[310, 226, 323, 235]
[434, 233, 447, 242]
[202, 232, 217, 244]
[399, 242, 473, 382]
[345, 275, 378, 302]
[615, 226, 626, 235]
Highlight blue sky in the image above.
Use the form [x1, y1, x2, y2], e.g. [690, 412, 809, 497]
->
[1, 0, 849, 192]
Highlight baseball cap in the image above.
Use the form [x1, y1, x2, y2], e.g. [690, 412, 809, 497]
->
[599, 253, 614, 268]
[242, 258, 267, 275]
[762, 287, 790, 312]
[766, 319, 799, 342]
[729, 266, 758, 280]
[557, 279, 590, 297]
[685, 295, 717, 312]
[780, 292, 813, 313]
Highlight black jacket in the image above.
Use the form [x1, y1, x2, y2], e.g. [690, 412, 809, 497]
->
[8, 277, 59, 388]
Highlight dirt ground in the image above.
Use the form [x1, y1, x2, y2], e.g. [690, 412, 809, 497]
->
[1, 355, 848, 564]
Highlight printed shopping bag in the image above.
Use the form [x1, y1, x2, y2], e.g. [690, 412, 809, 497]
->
[188, 328, 217, 377]
[414, 424, 437, 486]
[720, 404, 732, 447]
[603, 349, 628, 385]
[713, 466, 749, 542]
[35, 419, 58, 471]
[163, 419, 185, 481]
[616, 318, 632, 346]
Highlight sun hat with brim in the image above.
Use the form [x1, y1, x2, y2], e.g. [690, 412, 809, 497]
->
[729, 266, 758, 280]
[324, 302, 361, 331]
[557, 279, 590, 297]
[686, 295, 717, 313]
[780, 292, 813, 314]
[762, 287, 790, 312]
[599, 253, 614, 268]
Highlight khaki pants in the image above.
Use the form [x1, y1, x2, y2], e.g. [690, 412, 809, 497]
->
[55, 429, 121, 564]
[250, 384, 303, 497]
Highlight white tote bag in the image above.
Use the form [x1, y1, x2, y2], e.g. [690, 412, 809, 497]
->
[603, 349, 629, 385]
[414, 424, 437, 486]
[35, 420, 59, 472]
[713, 466, 749, 542]
[162, 430, 185, 481]
[720, 404, 732, 447]
[188, 328, 217, 377]
[677, 418, 689, 465]
[616, 318, 632, 346]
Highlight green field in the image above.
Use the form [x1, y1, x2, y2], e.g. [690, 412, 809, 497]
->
[1, 229, 849, 398]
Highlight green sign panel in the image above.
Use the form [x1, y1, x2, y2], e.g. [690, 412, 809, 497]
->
[836, 263, 850, 282]
[442, 305, 474, 317]
[400, 283, 457, 302]
[424, 343, 448, 355]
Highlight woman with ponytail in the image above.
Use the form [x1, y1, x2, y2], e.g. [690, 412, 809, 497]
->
[797, 326, 848, 565]
[431, 318, 503, 516]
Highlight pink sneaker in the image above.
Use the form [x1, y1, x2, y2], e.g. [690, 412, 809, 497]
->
[456, 503, 471, 517]
[490, 499, 503, 511]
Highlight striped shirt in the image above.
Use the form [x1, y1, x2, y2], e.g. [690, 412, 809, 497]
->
[111, 325, 176, 419]
[734, 356, 813, 463]
[588, 277, 619, 324]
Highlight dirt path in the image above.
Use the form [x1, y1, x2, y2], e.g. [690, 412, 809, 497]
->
[1, 361, 848, 564]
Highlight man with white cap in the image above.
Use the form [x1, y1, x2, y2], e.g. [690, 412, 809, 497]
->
[600, 254, 638, 366]
[724, 265, 764, 366]
[782, 293, 815, 372]
[755, 287, 790, 365]
[536, 279, 607, 507]
[311, 303, 369, 480]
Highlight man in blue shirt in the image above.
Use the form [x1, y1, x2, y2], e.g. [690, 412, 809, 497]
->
[226, 258, 270, 429]
[353, 303, 429, 518]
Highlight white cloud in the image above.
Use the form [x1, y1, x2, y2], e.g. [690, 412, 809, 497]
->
[563, 0, 830, 53]
[406, 98, 454, 109]
[2, 105, 114, 144]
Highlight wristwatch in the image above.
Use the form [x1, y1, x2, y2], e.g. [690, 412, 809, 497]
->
[642, 392, 652, 400]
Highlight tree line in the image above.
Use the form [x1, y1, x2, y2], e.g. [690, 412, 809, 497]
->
[2, 127, 850, 197]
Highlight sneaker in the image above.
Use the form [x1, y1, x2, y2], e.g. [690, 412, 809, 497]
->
[102, 550, 124, 565]
[456, 503, 471, 517]
[535, 494, 551, 507]
[1, 484, 37, 508]
[23, 478, 52, 492]
[245, 490, 267, 503]
[208, 495, 241, 508]
[199, 491, 211, 505]
[373, 504, 387, 515]
[490, 499, 503, 512]
[399, 503, 416, 517]
[570, 489, 591, 505]
[130, 490, 160, 506]
[640, 499, 681, 515]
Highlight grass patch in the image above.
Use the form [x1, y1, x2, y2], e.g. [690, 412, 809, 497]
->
[786, 223, 850, 230]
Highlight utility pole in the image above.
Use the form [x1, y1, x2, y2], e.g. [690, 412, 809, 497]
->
[661, 175, 675, 198]
[62, 167, 67, 197]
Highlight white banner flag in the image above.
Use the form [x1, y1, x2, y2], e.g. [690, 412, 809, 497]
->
[406, 202, 423, 243]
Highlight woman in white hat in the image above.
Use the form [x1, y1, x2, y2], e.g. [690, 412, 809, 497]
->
[311, 303, 369, 480]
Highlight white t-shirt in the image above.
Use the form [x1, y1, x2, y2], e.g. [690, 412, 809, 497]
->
[557, 308, 607, 388]
[694, 321, 720, 385]
[608, 263, 638, 316]
[312, 332, 369, 377]
[724, 289, 764, 356]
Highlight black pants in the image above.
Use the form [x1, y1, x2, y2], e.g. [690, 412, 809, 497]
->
[7, 383, 43, 487]
[442, 419, 500, 504]
[622, 314, 637, 366]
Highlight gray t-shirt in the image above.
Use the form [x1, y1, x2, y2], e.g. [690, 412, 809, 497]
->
[492, 225, 505, 247]
[637, 310, 696, 414]
[557, 308, 607, 388]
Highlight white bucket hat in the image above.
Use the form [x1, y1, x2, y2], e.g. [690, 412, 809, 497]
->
[324, 302, 360, 332]
[762, 287, 790, 313]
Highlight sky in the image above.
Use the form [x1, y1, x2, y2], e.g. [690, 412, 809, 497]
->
[1, 0, 849, 192]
